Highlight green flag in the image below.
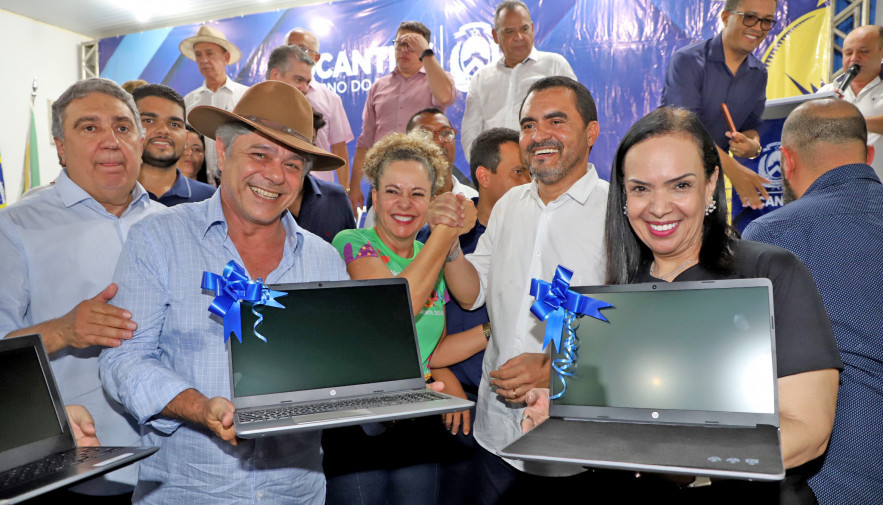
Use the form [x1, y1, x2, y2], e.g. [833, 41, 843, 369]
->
[21, 98, 40, 193]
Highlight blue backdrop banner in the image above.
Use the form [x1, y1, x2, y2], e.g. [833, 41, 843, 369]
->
[100, 0, 827, 188]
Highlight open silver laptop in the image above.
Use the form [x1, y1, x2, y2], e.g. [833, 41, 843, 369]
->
[0, 335, 158, 504]
[500, 279, 784, 481]
[229, 277, 473, 437]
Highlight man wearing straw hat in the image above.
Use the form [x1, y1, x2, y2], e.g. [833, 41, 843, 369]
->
[99, 81, 348, 503]
[180, 25, 250, 186]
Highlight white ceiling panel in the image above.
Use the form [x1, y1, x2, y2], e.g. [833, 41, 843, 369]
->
[1, 0, 325, 39]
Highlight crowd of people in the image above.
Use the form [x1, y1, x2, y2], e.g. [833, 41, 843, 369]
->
[0, 0, 881, 504]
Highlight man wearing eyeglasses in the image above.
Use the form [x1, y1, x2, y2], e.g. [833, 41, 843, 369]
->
[349, 21, 458, 214]
[461, 1, 576, 164]
[661, 0, 778, 211]
[286, 28, 355, 190]
[407, 108, 478, 198]
[361, 108, 477, 228]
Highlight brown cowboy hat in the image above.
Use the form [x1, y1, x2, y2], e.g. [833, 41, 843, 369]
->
[179, 25, 242, 65]
[187, 81, 344, 171]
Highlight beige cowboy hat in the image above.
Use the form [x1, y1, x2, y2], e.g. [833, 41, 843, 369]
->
[179, 25, 242, 65]
[187, 81, 345, 171]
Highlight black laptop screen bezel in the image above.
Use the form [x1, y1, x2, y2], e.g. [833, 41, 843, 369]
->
[227, 278, 428, 409]
[0, 334, 76, 473]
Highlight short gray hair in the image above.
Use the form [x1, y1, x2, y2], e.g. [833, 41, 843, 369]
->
[494, 1, 531, 29]
[265, 45, 314, 80]
[782, 98, 868, 155]
[215, 121, 313, 175]
[51, 78, 142, 141]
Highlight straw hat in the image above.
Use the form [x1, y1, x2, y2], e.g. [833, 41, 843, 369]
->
[187, 81, 344, 171]
[179, 25, 242, 65]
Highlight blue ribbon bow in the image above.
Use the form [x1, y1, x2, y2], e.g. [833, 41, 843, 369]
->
[201, 260, 287, 343]
[530, 265, 612, 399]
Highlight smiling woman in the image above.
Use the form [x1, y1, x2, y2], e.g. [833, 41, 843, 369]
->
[327, 131, 476, 505]
[593, 106, 841, 501]
[332, 132, 466, 372]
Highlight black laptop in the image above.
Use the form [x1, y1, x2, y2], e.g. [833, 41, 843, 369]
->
[499, 279, 784, 481]
[0, 335, 158, 504]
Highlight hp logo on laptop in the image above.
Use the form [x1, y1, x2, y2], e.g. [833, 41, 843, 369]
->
[330, 390, 337, 396]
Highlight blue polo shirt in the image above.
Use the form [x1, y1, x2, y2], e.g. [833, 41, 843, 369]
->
[661, 33, 767, 151]
[416, 197, 487, 391]
[294, 174, 355, 244]
[147, 169, 216, 207]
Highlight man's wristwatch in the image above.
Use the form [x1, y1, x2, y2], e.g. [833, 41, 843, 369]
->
[749, 141, 763, 159]
[419, 48, 435, 61]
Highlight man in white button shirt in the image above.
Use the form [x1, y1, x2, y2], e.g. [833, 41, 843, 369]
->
[180, 25, 249, 186]
[460, 0, 577, 163]
[431, 76, 609, 503]
[819, 25, 883, 179]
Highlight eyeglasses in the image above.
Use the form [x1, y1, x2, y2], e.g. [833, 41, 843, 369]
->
[728, 11, 777, 30]
[294, 44, 320, 58]
[416, 127, 457, 143]
[392, 38, 414, 52]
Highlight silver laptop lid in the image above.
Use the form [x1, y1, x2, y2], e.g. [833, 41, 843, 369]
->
[0, 335, 76, 473]
[228, 278, 427, 409]
[550, 278, 778, 428]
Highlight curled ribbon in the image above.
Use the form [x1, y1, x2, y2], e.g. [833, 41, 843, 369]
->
[201, 260, 287, 343]
[529, 265, 612, 399]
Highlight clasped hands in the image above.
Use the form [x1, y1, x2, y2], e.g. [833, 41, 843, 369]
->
[426, 193, 477, 238]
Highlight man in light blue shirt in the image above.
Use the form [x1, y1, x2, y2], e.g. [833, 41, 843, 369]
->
[0, 78, 162, 498]
[99, 81, 348, 504]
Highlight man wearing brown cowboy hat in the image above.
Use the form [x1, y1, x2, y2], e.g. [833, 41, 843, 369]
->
[180, 24, 250, 186]
[99, 81, 348, 504]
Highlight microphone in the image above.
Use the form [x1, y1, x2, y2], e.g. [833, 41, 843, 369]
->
[838, 64, 861, 95]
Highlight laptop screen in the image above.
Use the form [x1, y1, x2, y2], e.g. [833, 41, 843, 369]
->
[553, 283, 775, 415]
[231, 279, 424, 398]
[0, 344, 64, 453]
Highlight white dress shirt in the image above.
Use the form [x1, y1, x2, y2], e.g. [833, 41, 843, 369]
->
[307, 81, 354, 183]
[451, 175, 479, 199]
[461, 48, 576, 162]
[184, 76, 250, 184]
[820, 77, 883, 180]
[466, 166, 608, 476]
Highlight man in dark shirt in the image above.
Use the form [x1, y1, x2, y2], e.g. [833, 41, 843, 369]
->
[288, 174, 355, 243]
[133, 84, 215, 206]
[283, 106, 355, 244]
[661, 0, 777, 210]
[743, 98, 883, 505]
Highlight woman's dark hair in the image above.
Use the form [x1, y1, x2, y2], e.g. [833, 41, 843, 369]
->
[185, 124, 209, 184]
[605, 106, 736, 284]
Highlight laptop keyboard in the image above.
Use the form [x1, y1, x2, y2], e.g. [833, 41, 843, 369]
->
[0, 447, 119, 488]
[238, 390, 446, 423]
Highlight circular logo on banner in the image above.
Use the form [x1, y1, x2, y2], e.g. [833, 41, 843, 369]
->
[449, 22, 500, 92]
[757, 142, 783, 191]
